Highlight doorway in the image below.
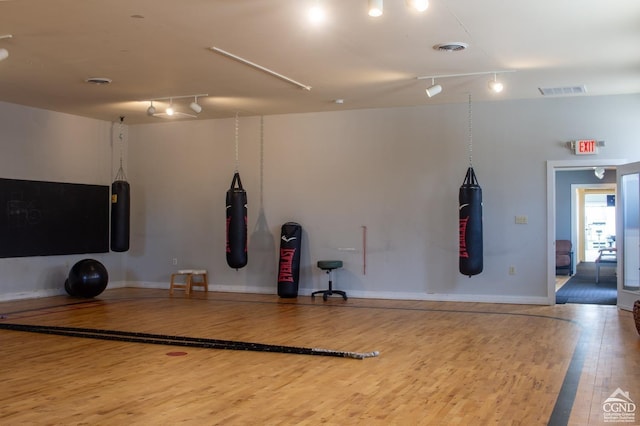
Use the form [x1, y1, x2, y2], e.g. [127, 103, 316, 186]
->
[555, 183, 618, 304]
[547, 159, 627, 305]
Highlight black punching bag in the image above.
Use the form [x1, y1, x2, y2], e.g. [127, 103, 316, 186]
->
[226, 172, 248, 269]
[459, 167, 483, 276]
[111, 180, 130, 252]
[277, 222, 302, 298]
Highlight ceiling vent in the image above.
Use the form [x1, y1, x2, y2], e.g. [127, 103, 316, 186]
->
[85, 77, 112, 85]
[433, 42, 468, 52]
[538, 85, 587, 96]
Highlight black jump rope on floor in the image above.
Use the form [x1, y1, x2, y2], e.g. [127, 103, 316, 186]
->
[0, 322, 379, 360]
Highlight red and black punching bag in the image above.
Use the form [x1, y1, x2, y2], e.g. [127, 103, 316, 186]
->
[459, 167, 483, 276]
[226, 172, 248, 269]
[277, 222, 302, 298]
[110, 180, 130, 252]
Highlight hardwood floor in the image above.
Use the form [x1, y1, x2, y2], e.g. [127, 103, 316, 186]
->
[556, 274, 572, 291]
[0, 288, 638, 425]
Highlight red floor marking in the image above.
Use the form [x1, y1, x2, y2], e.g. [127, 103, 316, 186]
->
[166, 351, 188, 356]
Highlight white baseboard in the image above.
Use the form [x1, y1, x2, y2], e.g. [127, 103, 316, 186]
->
[126, 281, 550, 305]
[0, 281, 550, 305]
[0, 288, 67, 301]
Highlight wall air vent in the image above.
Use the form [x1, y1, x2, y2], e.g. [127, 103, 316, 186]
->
[538, 85, 587, 96]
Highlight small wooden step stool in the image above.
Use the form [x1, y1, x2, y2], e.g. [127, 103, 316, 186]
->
[169, 269, 208, 295]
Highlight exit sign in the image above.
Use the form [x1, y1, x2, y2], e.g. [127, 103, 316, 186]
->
[574, 139, 598, 155]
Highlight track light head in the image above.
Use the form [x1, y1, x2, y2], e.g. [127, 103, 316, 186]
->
[488, 74, 504, 93]
[426, 84, 442, 97]
[0, 34, 11, 62]
[189, 98, 202, 114]
[369, 0, 383, 17]
[146, 102, 156, 116]
[426, 78, 442, 98]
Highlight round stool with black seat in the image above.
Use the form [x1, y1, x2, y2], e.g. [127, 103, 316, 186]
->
[312, 260, 347, 301]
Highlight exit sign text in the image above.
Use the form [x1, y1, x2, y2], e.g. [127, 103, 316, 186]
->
[575, 139, 598, 155]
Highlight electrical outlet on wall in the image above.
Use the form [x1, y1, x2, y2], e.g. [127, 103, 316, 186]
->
[172, 258, 178, 265]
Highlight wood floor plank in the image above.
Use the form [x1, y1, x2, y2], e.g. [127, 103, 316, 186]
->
[0, 288, 638, 425]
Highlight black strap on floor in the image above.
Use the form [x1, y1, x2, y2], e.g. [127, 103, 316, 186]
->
[0, 322, 379, 360]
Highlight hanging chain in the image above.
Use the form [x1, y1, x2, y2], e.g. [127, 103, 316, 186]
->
[234, 112, 240, 172]
[260, 115, 264, 208]
[115, 116, 127, 181]
[118, 117, 124, 169]
[467, 93, 473, 167]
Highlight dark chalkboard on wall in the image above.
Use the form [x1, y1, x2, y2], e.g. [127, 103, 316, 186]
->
[0, 178, 110, 258]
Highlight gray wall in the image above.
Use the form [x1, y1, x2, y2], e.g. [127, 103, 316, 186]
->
[0, 103, 125, 299]
[1, 94, 640, 303]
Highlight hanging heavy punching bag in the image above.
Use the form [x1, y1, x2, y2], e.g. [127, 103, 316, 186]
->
[226, 172, 248, 269]
[277, 222, 302, 298]
[459, 167, 483, 276]
[110, 180, 130, 252]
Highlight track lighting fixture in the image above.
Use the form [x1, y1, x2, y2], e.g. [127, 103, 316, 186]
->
[426, 78, 442, 98]
[0, 34, 12, 62]
[143, 93, 208, 119]
[189, 96, 202, 114]
[488, 73, 504, 93]
[368, 0, 383, 17]
[417, 70, 515, 97]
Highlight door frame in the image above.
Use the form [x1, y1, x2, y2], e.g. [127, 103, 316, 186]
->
[615, 161, 640, 311]
[547, 159, 628, 305]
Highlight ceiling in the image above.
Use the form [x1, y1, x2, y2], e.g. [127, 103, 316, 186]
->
[0, 0, 639, 125]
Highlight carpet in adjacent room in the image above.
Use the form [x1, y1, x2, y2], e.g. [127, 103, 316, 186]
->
[556, 261, 617, 305]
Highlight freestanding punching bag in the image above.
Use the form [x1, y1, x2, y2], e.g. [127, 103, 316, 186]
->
[226, 172, 248, 269]
[110, 180, 130, 252]
[459, 167, 483, 276]
[277, 222, 302, 298]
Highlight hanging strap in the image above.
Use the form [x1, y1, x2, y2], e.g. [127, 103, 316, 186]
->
[462, 167, 479, 186]
[229, 171, 244, 191]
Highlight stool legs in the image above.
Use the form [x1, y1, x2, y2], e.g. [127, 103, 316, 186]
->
[189, 272, 208, 293]
[169, 270, 208, 295]
[169, 272, 192, 295]
[312, 269, 347, 301]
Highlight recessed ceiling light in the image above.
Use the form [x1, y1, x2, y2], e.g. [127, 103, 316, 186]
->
[85, 77, 112, 85]
[433, 42, 468, 52]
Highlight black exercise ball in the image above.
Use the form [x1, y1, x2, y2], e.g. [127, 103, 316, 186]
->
[65, 259, 109, 298]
